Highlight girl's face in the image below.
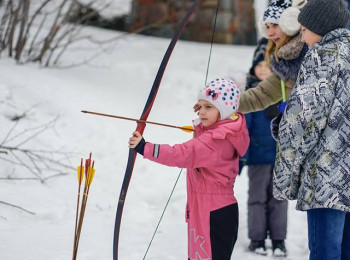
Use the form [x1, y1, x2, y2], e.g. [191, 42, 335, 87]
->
[266, 23, 285, 44]
[197, 99, 220, 127]
[254, 61, 272, 81]
[301, 26, 322, 48]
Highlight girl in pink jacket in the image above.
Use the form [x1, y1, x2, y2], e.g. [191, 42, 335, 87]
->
[129, 78, 250, 260]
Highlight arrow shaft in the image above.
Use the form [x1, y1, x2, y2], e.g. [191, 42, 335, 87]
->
[82, 110, 193, 132]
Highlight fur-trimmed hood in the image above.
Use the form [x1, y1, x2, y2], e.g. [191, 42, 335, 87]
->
[270, 34, 308, 82]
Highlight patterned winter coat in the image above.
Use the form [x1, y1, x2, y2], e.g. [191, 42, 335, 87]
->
[273, 28, 350, 212]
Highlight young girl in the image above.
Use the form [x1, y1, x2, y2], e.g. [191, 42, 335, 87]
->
[274, 0, 350, 258]
[129, 78, 249, 260]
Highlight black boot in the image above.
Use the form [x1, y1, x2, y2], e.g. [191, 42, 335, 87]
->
[248, 240, 267, 256]
[272, 240, 287, 257]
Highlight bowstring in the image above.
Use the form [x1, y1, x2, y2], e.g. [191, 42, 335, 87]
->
[142, 169, 183, 260]
[142, 1, 220, 258]
[205, 0, 220, 86]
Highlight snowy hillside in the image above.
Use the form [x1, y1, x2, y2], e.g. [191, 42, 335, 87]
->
[0, 25, 309, 259]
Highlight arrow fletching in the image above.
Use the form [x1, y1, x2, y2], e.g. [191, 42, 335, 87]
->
[180, 126, 194, 133]
[77, 158, 84, 184]
[87, 167, 95, 186]
[77, 166, 84, 184]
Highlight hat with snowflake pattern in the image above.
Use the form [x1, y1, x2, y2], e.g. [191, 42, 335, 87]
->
[263, 0, 292, 24]
[259, 0, 307, 37]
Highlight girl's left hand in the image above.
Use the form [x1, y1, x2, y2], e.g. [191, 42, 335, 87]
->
[128, 131, 143, 148]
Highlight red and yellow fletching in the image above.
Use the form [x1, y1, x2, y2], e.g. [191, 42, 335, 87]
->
[87, 167, 95, 186]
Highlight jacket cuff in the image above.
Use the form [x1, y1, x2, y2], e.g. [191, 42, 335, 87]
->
[133, 137, 146, 156]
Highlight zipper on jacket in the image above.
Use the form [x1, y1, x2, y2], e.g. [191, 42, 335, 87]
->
[186, 204, 190, 222]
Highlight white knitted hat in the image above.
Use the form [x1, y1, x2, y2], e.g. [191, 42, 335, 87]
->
[259, 0, 307, 37]
[197, 78, 240, 120]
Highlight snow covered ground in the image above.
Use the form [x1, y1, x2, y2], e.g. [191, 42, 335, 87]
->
[0, 25, 309, 259]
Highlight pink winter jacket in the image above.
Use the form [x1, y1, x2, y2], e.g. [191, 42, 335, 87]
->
[143, 114, 249, 259]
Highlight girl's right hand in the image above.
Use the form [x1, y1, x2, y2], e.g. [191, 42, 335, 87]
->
[128, 131, 143, 148]
[193, 103, 200, 113]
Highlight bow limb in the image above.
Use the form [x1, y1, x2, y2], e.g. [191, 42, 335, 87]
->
[113, 1, 204, 259]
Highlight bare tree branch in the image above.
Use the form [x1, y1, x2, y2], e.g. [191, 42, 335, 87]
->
[10, 150, 44, 181]
[0, 0, 12, 52]
[23, 0, 52, 44]
[7, 0, 21, 57]
[2, 115, 57, 146]
[33, 0, 70, 63]
[0, 177, 38, 180]
[0, 200, 35, 215]
[0, 119, 19, 145]
[0, 0, 137, 66]
[27, 13, 47, 57]
[0, 108, 74, 183]
[14, 0, 29, 60]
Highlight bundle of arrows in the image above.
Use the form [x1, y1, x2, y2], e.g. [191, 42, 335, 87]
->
[72, 153, 95, 260]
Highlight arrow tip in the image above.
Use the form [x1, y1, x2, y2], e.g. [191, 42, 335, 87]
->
[81, 110, 87, 113]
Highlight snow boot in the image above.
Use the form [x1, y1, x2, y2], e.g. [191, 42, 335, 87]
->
[248, 240, 267, 256]
[272, 240, 287, 257]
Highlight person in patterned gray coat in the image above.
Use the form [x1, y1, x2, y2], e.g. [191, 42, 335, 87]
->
[273, 0, 350, 259]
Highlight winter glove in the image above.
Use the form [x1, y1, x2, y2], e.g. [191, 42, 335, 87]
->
[277, 101, 288, 114]
[133, 137, 146, 156]
[270, 113, 282, 141]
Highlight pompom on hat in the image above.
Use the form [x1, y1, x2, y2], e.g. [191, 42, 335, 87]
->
[298, 0, 350, 36]
[197, 78, 240, 120]
[259, 0, 307, 38]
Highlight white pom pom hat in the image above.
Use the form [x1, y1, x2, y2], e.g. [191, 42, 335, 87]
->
[259, 0, 307, 38]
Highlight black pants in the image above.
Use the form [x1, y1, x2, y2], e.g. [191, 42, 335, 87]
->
[210, 203, 239, 260]
[188, 203, 238, 260]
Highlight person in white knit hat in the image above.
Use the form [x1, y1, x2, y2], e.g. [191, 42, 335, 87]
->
[194, 0, 308, 115]
[237, 0, 308, 114]
[129, 78, 250, 260]
[237, 0, 307, 257]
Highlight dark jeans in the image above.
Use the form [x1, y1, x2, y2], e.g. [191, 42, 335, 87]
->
[307, 208, 350, 260]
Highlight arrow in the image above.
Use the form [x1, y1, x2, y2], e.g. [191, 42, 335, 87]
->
[81, 110, 194, 133]
[72, 153, 96, 260]
[73, 158, 84, 259]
